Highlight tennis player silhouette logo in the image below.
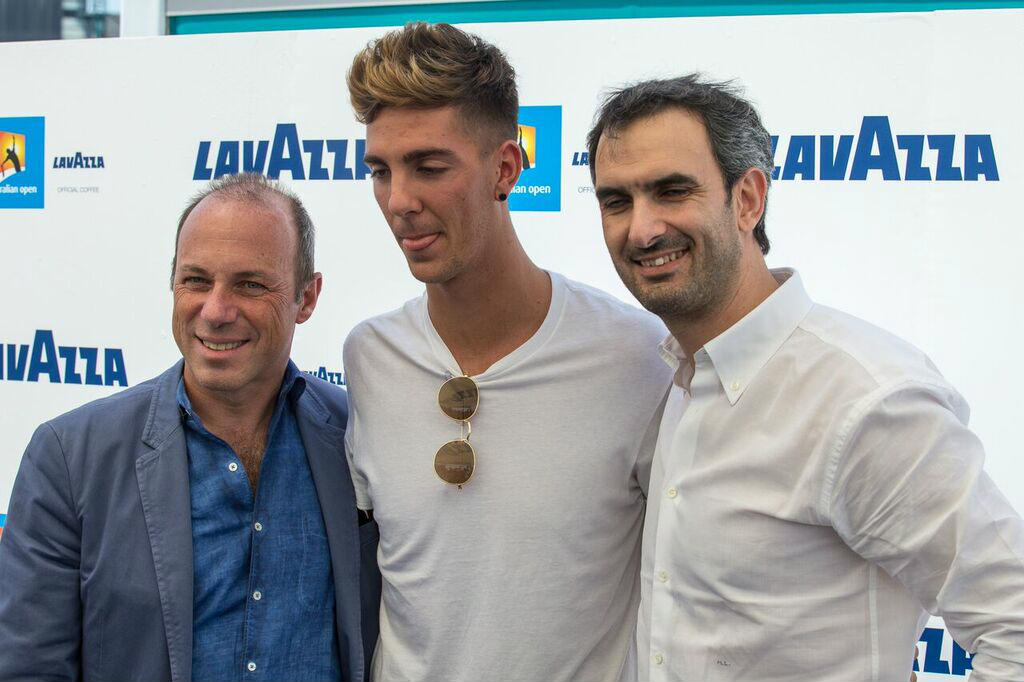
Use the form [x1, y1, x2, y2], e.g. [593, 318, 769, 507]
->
[1, 132, 24, 181]
[517, 124, 536, 171]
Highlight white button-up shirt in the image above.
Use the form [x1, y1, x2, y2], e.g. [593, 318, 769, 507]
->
[639, 269, 1024, 682]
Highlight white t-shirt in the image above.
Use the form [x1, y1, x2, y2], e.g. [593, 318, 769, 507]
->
[343, 272, 672, 682]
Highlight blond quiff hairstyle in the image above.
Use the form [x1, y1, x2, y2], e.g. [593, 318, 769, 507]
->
[347, 22, 519, 145]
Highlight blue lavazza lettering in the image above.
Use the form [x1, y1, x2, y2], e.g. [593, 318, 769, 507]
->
[772, 116, 997, 181]
[914, 627, 974, 676]
[194, 124, 372, 181]
[52, 152, 105, 169]
[571, 117, 998, 182]
[54, 153, 101, 169]
[305, 367, 345, 386]
[0, 330, 128, 386]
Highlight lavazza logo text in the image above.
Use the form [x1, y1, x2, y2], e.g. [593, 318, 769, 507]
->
[915, 627, 974, 677]
[571, 115, 999, 181]
[1, 330, 128, 387]
[192, 107, 564, 211]
[305, 366, 345, 386]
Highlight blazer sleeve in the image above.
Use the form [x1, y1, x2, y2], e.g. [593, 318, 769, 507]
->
[0, 423, 83, 682]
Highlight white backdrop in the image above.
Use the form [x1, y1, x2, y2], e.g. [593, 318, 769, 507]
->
[2, 9, 1022, 679]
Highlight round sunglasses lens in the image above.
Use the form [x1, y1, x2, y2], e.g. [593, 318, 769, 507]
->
[438, 376, 479, 421]
[434, 439, 475, 485]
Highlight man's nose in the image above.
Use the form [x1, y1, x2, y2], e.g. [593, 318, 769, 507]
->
[387, 174, 423, 217]
[628, 199, 669, 249]
[199, 283, 238, 326]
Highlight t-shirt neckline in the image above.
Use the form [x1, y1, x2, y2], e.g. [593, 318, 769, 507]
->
[420, 270, 567, 382]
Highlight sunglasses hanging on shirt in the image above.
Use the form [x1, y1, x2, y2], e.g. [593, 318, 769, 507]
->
[435, 375, 479, 487]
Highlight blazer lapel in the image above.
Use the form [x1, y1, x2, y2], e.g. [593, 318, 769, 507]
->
[297, 395, 364, 680]
[135, 362, 194, 682]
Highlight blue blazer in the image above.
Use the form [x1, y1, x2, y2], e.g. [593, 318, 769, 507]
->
[0, 361, 380, 682]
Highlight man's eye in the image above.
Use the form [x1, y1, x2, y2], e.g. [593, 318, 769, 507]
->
[418, 166, 446, 176]
[661, 187, 690, 198]
[182, 276, 209, 286]
[241, 281, 266, 291]
[601, 198, 629, 211]
[369, 167, 389, 179]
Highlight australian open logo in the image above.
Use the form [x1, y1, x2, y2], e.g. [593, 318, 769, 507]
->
[0, 117, 45, 209]
[510, 106, 561, 212]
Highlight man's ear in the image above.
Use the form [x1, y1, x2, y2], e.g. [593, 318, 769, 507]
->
[732, 167, 768, 236]
[494, 139, 523, 200]
[296, 272, 323, 324]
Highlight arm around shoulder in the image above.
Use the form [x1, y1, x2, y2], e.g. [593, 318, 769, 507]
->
[0, 422, 83, 682]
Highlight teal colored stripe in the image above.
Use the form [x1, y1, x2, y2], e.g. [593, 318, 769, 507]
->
[0, 514, 6, 528]
[169, 0, 1024, 34]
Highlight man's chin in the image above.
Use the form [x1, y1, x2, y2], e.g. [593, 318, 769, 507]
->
[183, 364, 246, 396]
[406, 258, 458, 285]
[628, 282, 690, 319]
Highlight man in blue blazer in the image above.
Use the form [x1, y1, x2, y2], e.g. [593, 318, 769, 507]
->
[0, 173, 380, 681]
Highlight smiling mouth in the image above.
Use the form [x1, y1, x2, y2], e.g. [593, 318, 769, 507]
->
[200, 339, 246, 351]
[637, 248, 689, 268]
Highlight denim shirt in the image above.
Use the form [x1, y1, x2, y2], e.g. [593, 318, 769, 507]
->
[178, 363, 341, 682]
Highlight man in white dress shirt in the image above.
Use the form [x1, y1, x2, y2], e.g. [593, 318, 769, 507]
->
[588, 74, 1024, 682]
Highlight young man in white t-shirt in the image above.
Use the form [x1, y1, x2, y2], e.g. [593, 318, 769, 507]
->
[343, 23, 672, 681]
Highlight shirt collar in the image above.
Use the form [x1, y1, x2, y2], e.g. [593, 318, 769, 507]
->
[659, 268, 813, 404]
[177, 360, 307, 425]
[706, 268, 812, 404]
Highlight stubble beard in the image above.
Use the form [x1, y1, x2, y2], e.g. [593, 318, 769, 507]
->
[619, 215, 742, 324]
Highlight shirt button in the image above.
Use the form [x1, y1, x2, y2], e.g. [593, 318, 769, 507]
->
[731, 381, 740, 391]
[228, 462, 239, 472]
[657, 570, 669, 583]
[667, 487, 678, 499]
[654, 653, 664, 666]
[254, 522, 263, 532]
[253, 590, 262, 601]
[247, 661, 257, 672]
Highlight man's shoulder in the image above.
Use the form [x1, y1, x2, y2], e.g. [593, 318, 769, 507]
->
[300, 373, 349, 423]
[797, 303, 949, 394]
[45, 367, 171, 435]
[558, 274, 668, 345]
[31, 364, 180, 465]
[344, 296, 423, 353]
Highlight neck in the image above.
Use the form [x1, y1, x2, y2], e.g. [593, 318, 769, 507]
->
[426, 217, 551, 376]
[183, 371, 281, 446]
[666, 260, 780, 359]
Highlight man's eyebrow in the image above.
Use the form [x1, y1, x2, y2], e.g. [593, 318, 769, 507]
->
[362, 148, 458, 167]
[594, 185, 627, 202]
[595, 173, 701, 202]
[176, 266, 270, 281]
[402, 148, 457, 164]
[643, 173, 700, 192]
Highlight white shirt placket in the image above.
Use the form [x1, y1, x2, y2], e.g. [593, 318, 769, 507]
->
[649, 351, 718, 680]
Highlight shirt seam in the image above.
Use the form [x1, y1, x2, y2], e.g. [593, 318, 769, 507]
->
[820, 376, 959, 525]
[43, 421, 82, 529]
